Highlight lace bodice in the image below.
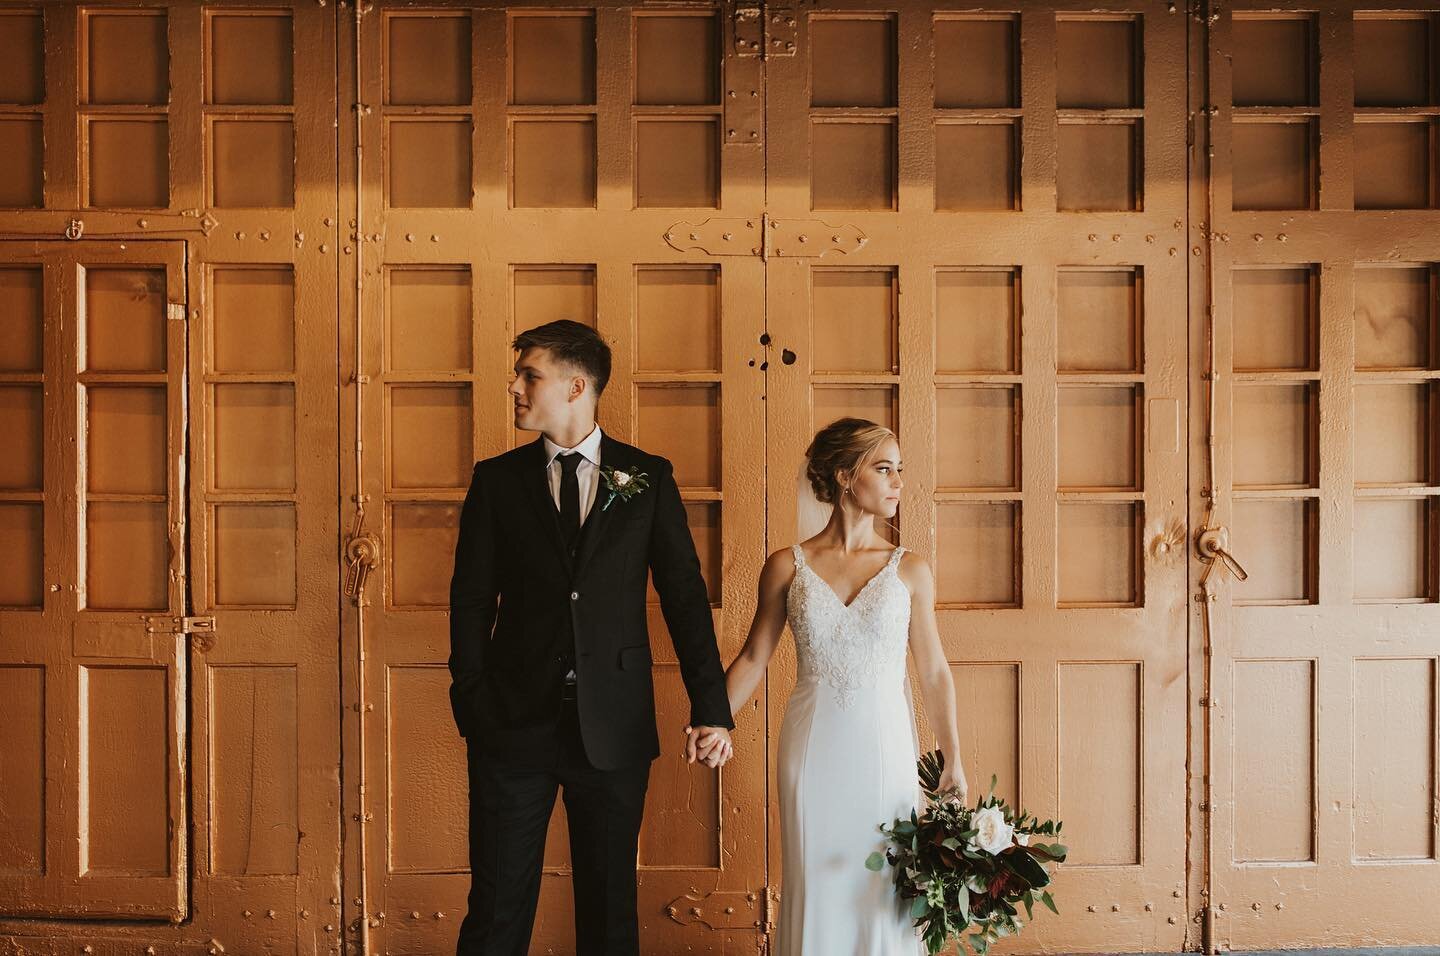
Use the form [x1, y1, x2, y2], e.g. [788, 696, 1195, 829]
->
[786, 544, 911, 708]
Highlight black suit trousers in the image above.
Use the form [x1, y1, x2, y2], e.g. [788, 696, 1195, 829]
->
[456, 695, 651, 956]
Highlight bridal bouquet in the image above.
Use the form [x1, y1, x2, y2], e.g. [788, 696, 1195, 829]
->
[866, 752, 1067, 956]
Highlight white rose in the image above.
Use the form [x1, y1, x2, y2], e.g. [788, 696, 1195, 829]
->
[968, 806, 1015, 856]
[612, 471, 632, 488]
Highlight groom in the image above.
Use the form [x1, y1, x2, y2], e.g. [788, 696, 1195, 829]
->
[449, 319, 735, 955]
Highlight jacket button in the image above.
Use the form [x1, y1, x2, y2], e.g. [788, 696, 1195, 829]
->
[570, 591, 579, 600]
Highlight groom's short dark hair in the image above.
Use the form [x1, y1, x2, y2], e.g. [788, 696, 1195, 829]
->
[512, 320, 612, 399]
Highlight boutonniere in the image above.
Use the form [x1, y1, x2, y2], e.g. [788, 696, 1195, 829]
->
[599, 465, 650, 511]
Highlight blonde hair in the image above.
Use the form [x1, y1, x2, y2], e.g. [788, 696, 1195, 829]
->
[804, 418, 896, 505]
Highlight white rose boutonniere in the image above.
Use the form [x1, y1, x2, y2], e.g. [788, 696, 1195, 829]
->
[599, 465, 650, 511]
[968, 806, 1015, 856]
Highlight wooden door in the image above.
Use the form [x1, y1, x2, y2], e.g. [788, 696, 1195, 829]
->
[0, 240, 189, 920]
[349, 4, 770, 952]
[1204, 5, 1440, 948]
[762, 3, 1193, 949]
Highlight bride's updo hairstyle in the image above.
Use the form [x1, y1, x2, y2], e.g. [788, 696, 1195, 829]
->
[804, 417, 896, 505]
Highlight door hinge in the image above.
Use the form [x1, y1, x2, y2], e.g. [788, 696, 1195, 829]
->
[167, 302, 187, 322]
[665, 213, 868, 259]
[145, 615, 217, 651]
[663, 888, 766, 931]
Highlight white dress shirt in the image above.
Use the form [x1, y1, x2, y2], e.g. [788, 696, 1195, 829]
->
[542, 423, 603, 525]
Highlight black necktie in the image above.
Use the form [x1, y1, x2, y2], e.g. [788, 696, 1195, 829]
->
[557, 452, 581, 550]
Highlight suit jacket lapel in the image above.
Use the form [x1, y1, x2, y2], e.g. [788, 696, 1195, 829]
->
[522, 436, 574, 574]
[572, 433, 624, 575]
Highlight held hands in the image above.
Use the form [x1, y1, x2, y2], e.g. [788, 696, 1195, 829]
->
[683, 725, 734, 768]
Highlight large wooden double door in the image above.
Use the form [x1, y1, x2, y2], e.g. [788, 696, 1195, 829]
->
[349, 2, 1190, 952]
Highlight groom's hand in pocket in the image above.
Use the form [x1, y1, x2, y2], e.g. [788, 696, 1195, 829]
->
[684, 725, 734, 768]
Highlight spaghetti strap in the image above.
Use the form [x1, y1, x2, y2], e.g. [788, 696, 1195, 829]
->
[790, 543, 807, 568]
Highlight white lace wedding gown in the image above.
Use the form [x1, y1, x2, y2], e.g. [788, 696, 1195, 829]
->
[776, 543, 922, 956]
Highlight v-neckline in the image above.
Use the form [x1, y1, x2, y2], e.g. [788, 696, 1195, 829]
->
[796, 545, 899, 610]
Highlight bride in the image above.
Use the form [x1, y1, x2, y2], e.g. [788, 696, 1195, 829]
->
[697, 417, 968, 955]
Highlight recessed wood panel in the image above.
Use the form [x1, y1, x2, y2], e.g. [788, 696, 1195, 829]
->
[86, 502, 168, 611]
[1353, 499, 1430, 602]
[212, 267, 294, 374]
[81, 666, 169, 874]
[211, 119, 294, 208]
[635, 119, 718, 208]
[1232, 659, 1315, 862]
[0, 11, 44, 105]
[387, 666, 468, 873]
[1058, 502, 1140, 607]
[934, 16, 1016, 109]
[1354, 121, 1432, 210]
[1354, 658, 1436, 858]
[387, 119, 472, 209]
[388, 386, 472, 490]
[1057, 121, 1139, 211]
[211, 666, 299, 874]
[1233, 267, 1315, 372]
[642, 502, 722, 607]
[388, 268, 472, 373]
[812, 385, 897, 436]
[935, 122, 1017, 211]
[0, 385, 41, 491]
[389, 503, 461, 609]
[1059, 662, 1141, 864]
[208, 12, 292, 106]
[87, 386, 166, 496]
[1355, 266, 1433, 370]
[1232, 120, 1315, 211]
[639, 668, 719, 867]
[1355, 16, 1433, 107]
[213, 504, 297, 608]
[1354, 384, 1431, 485]
[1232, 498, 1315, 604]
[86, 12, 167, 106]
[935, 269, 1018, 373]
[0, 504, 43, 608]
[0, 665, 44, 873]
[688, 503, 722, 605]
[1056, 18, 1139, 109]
[949, 663, 1020, 802]
[811, 121, 896, 211]
[85, 268, 166, 372]
[510, 14, 595, 106]
[810, 269, 895, 373]
[1231, 15, 1314, 107]
[513, 266, 595, 329]
[1058, 386, 1139, 490]
[810, 16, 896, 108]
[0, 118, 42, 207]
[636, 385, 720, 490]
[386, 13, 470, 107]
[212, 384, 296, 492]
[636, 266, 719, 372]
[936, 387, 1017, 491]
[634, 13, 719, 106]
[0, 266, 42, 372]
[1233, 383, 1315, 488]
[511, 119, 596, 209]
[1058, 269, 1141, 372]
[87, 119, 169, 209]
[935, 502, 1019, 607]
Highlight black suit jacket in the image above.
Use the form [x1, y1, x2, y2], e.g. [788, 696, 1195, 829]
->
[448, 433, 734, 770]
